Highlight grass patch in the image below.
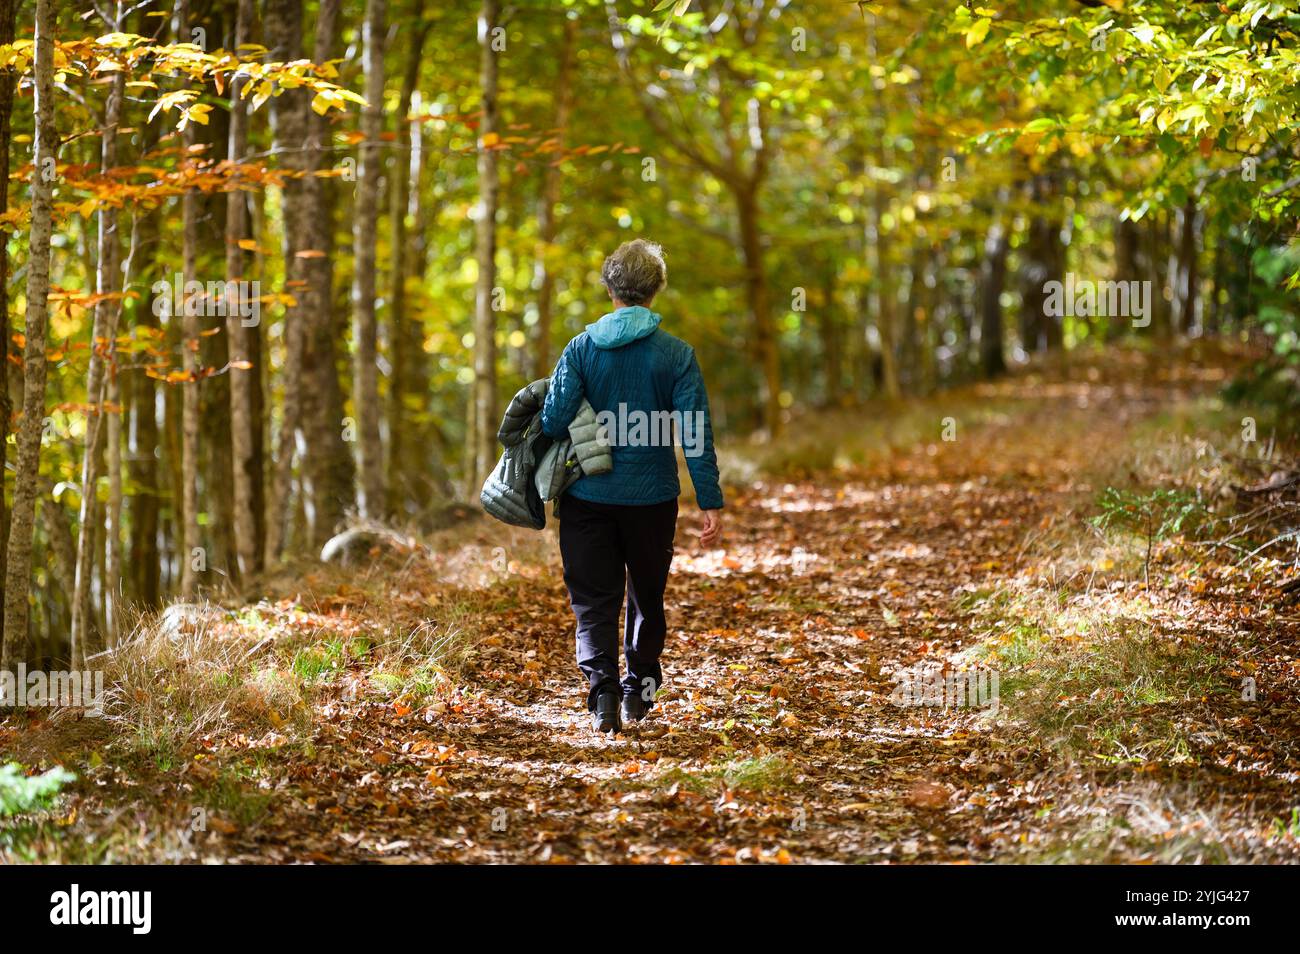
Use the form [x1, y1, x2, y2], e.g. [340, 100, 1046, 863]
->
[192, 762, 274, 830]
[291, 640, 347, 683]
[1014, 780, 1296, 864]
[650, 754, 795, 796]
[104, 611, 309, 757]
[971, 590, 1231, 764]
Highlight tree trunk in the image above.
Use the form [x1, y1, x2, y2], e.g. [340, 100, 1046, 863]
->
[530, 14, 578, 381]
[387, 18, 430, 514]
[225, 0, 259, 580]
[1150, 212, 1172, 340]
[920, 254, 938, 395]
[736, 186, 781, 434]
[39, 481, 75, 665]
[128, 178, 162, 609]
[179, 0, 201, 599]
[1206, 239, 1224, 336]
[1112, 217, 1140, 341]
[105, 214, 137, 648]
[198, 4, 236, 584]
[264, 0, 309, 562]
[105, 366, 122, 645]
[352, 0, 387, 519]
[0, 0, 16, 628]
[1020, 222, 1059, 352]
[39, 487, 76, 627]
[906, 243, 932, 395]
[2, 0, 57, 669]
[301, 0, 353, 547]
[1173, 197, 1199, 335]
[1021, 173, 1066, 352]
[979, 210, 1009, 378]
[818, 257, 841, 406]
[472, 0, 501, 495]
[871, 184, 900, 401]
[70, 65, 125, 667]
[867, 11, 899, 402]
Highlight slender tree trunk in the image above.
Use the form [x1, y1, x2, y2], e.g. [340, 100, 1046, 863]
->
[1112, 217, 1140, 341]
[530, 14, 578, 381]
[197, 6, 236, 583]
[472, 0, 501, 494]
[39, 487, 76, 627]
[104, 215, 137, 647]
[179, 0, 201, 599]
[916, 250, 937, 395]
[1021, 217, 1066, 352]
[1206, 239, 1224, 336]
[736, 186, 780, 434]
[1150, 212, 1172, 340]
[39, 481, 75, 665]
[248, 188, 267, 554]
[129, 189, 162, 609]
[868, 11, 899, 401]
[2, 0, 57, 669]
[70, 65, 125, 666]
[404, 136, 455, 505]
[225, 0, 259, 580]
[301, 0, 352, 547]
[352, 0, 387, 519]
[818, 257, 841, 406]
[387, 18, 430, 513]
[871, 184, 899, 400]
[0, 0, 16, 627]
[105, 369, 122, 645]
[979, 210, 1010, 378]
[264, 0, 309, 562]
[904, 244, 927, 394]
[1174, 197, 1199, 335]
[1019, 181, 1047, 352]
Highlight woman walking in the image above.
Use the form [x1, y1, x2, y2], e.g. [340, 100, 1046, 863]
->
[541, 240, 724, 734]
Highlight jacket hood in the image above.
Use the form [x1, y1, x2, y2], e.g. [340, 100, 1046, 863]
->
[585, 305, 661, 349]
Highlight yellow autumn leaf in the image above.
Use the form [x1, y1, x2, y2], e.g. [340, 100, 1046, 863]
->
[965, 17, 991, 48]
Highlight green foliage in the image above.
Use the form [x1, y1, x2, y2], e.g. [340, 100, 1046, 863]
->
[651, 754, 795, 795]
[0, 763, 75, 817]
[1271, 807, 1300, 840]
[1093, 485, 1207, 583]
[1253, 242, 1300, 362]
[1092, 486, 1206, 542]
[1224, 356, 1300, 425]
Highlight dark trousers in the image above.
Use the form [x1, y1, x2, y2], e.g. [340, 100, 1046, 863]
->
[558, 493, 678, 711]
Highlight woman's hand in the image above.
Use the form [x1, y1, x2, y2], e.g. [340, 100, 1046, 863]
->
[698, 509, 723, 547]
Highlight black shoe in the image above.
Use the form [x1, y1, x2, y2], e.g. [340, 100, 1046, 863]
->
[621, 694, 648, 724]
[592, 692, 621, 734]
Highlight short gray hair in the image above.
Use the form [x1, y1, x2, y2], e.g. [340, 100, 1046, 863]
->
[601, 239, 667, 306]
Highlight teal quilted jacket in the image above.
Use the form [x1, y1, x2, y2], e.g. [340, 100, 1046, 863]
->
[540, 306, 723, 510]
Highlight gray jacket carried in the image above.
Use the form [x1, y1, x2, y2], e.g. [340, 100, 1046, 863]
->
[480, 378, 612, 529]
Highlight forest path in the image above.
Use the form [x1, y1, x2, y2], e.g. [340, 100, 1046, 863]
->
[226, 352, 1233, 864]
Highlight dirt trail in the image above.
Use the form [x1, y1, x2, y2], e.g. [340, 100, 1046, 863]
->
[221, 358, 1247, 864]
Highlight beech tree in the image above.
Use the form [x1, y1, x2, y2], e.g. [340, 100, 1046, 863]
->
[471, 0, 501, 492]
[351, 0, 386, 519]
[2, 0, 57, 668]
